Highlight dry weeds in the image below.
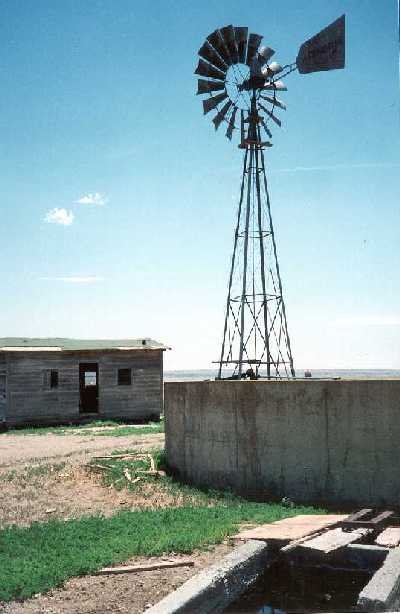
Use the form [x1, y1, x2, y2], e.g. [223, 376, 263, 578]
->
[0, 457, 213, 528]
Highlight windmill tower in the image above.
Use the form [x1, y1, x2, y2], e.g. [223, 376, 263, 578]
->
[194, 17, 345, 380]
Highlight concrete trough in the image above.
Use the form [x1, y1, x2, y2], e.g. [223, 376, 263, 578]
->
[165, 379, 400, 507]
[146, 541, 400, 613]
[145, 540, 275, 614]
[357, 546, 400, 611]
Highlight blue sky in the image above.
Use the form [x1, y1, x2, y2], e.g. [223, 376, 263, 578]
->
[1, 0, 399, 369]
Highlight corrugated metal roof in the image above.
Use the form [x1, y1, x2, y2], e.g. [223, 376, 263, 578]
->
[0, 338, 169, 352]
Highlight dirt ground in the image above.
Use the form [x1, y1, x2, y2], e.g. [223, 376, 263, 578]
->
[0, 544, 234, 614]
[0, 429, 237, 613]
[0, 431, 165, 469]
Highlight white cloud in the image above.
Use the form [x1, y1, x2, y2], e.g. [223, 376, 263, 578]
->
[40, 276, 104, 284]
[76, 192, 108, 206]
[44, 208, 74, 226]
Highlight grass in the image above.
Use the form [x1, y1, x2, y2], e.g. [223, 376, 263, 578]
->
[0, 449, 324, 601]
[0, 502, 323, 602]
[88, 449, 239, 506]
[0, 419, 164, 437]
[93, 424, 163, 437]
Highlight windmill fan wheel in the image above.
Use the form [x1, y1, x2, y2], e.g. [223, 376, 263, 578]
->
[195, 25, 288, 145]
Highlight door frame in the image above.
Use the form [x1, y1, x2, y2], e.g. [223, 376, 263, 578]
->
[79, 362, 99, 413]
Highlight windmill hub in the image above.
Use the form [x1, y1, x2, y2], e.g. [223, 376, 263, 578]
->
[194, 18, 345, 379]
[238, 76, 267, 91]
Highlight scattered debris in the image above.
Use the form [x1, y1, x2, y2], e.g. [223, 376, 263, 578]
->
[95, 559, 194, 576]
[88, 452, 164, 490]
[234, 514, 347, 544]
[339, 508, 395, 530]
[123, 468, 133, 483]
[93, 453, 153, 461]
[375, 527, 400, 548]
[298, 527, 372, 554]
[137, 469, 166, 478]
[281, 496, 295, 508]
[90, 464, 112, 471]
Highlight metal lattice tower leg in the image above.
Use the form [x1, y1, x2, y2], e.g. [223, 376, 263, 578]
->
[217, 111, 295, 380]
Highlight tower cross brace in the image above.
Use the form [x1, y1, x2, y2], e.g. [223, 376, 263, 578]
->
[216, 95, 295, 380]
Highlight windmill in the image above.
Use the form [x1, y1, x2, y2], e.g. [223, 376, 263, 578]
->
[194, 16, 345, 380]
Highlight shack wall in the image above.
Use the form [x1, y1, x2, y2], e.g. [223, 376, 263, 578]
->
[164, 380, 400, 507]
[97, 350, 162, 420]
[4, 349, 162, 426]
[0, 353, 6, 423]
[5, 351, 79, 426]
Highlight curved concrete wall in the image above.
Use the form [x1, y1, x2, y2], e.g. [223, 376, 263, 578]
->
[164, 380, 400, 507]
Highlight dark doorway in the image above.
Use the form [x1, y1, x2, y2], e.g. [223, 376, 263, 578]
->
[79, 363, 99, 413]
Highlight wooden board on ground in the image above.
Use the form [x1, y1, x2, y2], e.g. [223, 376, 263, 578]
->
[95, 559, 194, 575]
[234, 514, 348, 544]
[298, 527, 371, 554]
[375, 527, 400, 548]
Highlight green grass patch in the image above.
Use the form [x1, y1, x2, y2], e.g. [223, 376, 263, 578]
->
[0, 448, 324, 601]
[91, 424, 163, 437]
[88, 449, 235, 506]
[1, 420, 164, 437]
[0, 502, 322, 602]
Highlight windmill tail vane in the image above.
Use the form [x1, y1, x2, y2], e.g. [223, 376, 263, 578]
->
[194, 16, 345, 380]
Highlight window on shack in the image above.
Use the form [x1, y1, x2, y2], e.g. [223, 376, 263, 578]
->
[84, 371, 97, 387]
[118, 368, 132, 386]
[48, 369, 58, 388]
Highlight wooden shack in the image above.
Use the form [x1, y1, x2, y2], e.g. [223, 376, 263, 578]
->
[0, 337, 169, 427]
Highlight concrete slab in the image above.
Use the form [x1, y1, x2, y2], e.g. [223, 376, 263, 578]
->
[376, 527, 400, 548]
[145, 540, 275, 614]
[299, 527, 371, 554]
[234, 514, 347, 543]
[357, 546, 400, 611]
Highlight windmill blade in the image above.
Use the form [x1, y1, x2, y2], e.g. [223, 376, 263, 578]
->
[246, 32, 263, 66]
[198, 41, 228, 73]
[297, 14, 345, 74]
[258, 46, 275, 63]
[261, 120, 272, 139]
[207, 29, 231, 66]
[197, 79, 226, 95]
[202, 91, 228, 115]
[234, 27, 248, 63]
[226, 106, 238, 140]
[263, 80, 287, 91]
[220, 25, 239, 64]
[195, 58, 226, 81]
[260, 94, 287, 110]
[259, 103, 282, 127]
[212, 100, 232, 130]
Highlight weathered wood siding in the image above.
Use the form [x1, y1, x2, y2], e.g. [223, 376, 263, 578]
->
[6, 351, 80, 426]
[0, 353, 6, 422]
[5, 349, 162, 427]
[97, 350, 162, 420]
